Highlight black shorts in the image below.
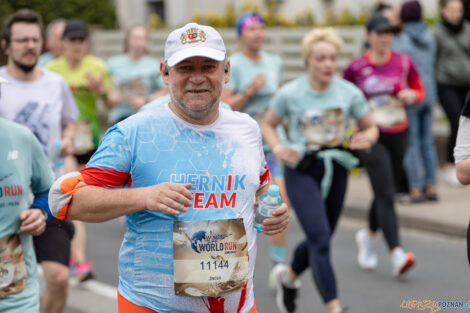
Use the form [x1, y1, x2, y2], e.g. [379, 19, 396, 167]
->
[34, 217, 75, 266]
[74, 148, 98, 165]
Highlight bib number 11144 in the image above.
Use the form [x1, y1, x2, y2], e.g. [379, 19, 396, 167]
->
[200, 260, 229, 271]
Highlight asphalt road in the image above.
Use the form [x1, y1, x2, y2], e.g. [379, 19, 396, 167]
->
[63, 213, 469, 313]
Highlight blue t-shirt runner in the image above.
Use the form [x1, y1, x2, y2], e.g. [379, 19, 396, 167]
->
[50, 104, 270, 313]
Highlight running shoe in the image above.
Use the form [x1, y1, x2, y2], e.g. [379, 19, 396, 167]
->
[269, 265, 277, 293]
[272, 263, 299, 313]
[391, 248, 415, 277]
[355, 229, 378, 270]
[443, 169, 463, 188]
[72, 261, 95, 282]
[333, 307, 350, 313]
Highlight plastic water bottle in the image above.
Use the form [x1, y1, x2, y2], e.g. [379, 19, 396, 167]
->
[52, 140, 65, 168]
[254, 185, 282, 233]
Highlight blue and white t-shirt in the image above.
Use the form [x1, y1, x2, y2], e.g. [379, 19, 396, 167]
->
[79, 104, 268, 312]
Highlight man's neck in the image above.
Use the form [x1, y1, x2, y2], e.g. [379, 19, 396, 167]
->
[168, 101, 219, 126]
[309, 76, 329, 94]
[128, 51, 143, 61]
[65, 56, 83, 68]
[369, 49, 391, 66]
[6, 62, 42, 82]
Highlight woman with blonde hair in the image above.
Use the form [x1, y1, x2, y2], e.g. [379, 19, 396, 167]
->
[264, 27, 378, 313]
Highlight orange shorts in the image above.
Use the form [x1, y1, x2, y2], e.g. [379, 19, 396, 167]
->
[117, 291, 258, 313]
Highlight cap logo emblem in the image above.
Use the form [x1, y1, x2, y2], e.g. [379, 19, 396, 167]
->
[180, 28, 206, 44]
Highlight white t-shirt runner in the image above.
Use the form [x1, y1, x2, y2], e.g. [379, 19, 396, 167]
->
[51, 103, 269, 313]
[0, 67, 78, 177]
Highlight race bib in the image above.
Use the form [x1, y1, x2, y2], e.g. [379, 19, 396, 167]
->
[300, 108, 345, 150]
[368, 95, 406, 128]
[173, 219, 249, 297]
[117, 77, 146, 99]
[0, 234, 27, 298]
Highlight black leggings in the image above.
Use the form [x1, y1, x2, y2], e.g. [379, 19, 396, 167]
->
[437, 84, 470, 163]
[354, 142, 400, 250]
[379, 130, 409, 194]
[284, 159, 348, 303]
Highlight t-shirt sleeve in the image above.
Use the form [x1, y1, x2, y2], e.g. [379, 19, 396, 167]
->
[29, 131, 55, 194]
[60, 78, 79, 127]
[405, 54, 420, 82]
[100, 62, 113, 90]
[270, 90, 288, 119]
[455, 92, 470, 163]
[342, 63, 355, 83]
[80, 125, 132, 188]
[405, 55, 425, 102]
[350, 87, 370, 119]
[256, 127, 269, 188]
[455, 116, 470, 164]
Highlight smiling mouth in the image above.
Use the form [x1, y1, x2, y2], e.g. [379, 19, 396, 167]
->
[187, 90, 209, 94]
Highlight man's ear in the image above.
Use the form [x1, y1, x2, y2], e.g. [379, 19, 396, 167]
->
[224, 61, 230, 84]
[1, 39, 9, 53]
[160, 62, 169, 85]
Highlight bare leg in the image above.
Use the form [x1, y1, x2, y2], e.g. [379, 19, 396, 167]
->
[41, 261, 69, 313]
[71, 220, 87, 264]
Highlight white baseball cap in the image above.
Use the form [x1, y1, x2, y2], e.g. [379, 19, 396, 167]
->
[164, 23, 226, 67]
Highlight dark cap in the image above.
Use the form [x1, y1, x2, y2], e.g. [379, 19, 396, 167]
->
[401, 0, 422, 22]
[366, 13, 394, 33]
[62, 19, 88, 39]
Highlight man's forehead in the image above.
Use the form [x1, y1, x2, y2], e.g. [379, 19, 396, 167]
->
[11, 22, 41, 34]
[176, 56, 221, 65]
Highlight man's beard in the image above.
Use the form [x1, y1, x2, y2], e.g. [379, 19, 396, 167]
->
[169, 88, 219, 120]
[12, 58, 37, 73]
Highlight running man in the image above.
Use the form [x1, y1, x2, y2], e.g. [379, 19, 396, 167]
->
[0, 75, 55, 313]
[0, 9, 78, 313]
[263, 28, 378, 313]
[49, 23, 289, 313]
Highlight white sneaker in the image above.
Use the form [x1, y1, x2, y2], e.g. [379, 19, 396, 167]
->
[391, 248, 415, 277]
[444, 169, 463, 188]
[268, 265, 277, 293]
[355, 229, 378, 270]
[272, 263, 300, 313]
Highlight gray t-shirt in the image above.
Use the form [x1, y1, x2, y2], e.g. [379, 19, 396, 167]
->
[0, 67, 78, 177]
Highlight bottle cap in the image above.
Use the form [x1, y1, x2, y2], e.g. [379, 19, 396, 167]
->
[254, 223, 263, 233]
[268, 184, 279, 196]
